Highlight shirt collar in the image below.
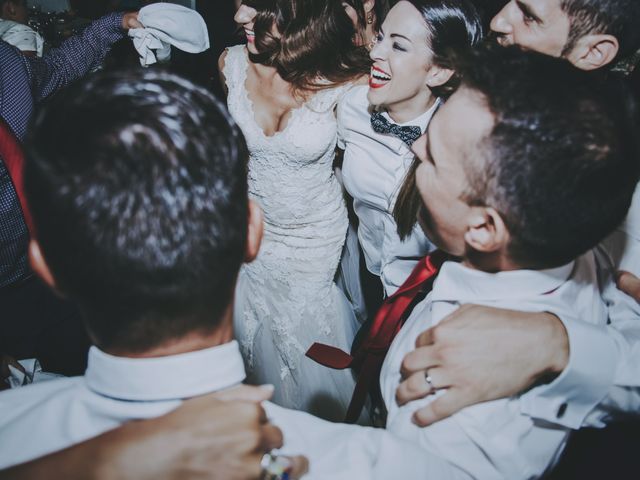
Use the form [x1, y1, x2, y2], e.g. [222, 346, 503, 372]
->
[379, 98, 441, 155]
[430, 260, 575, 304]
[381, 97, 441, 133]
[85, 340, 246, 401]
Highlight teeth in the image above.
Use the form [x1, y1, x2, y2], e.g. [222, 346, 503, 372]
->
[370, 70, 391, 82]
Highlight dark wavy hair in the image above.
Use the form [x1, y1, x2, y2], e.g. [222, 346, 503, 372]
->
[245, 0, 371, 93]
[392, 0, 483, 239]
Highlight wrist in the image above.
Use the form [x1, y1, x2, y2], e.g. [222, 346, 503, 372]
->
[541, 312, 569, 376]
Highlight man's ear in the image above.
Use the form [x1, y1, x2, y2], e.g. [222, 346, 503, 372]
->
[567, 34, 619, 71]
[363, 0, 375, 14]
[426, 65, 454, 89]
[28, 240, 57, 290]
[463, 207, 509, 253]
[245, 199, 264, 263]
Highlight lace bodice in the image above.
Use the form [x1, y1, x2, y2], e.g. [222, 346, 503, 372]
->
[224, 45, 350, 229]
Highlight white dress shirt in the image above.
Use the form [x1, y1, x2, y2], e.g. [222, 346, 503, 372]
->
[381, 253, 607, 479]
[338, 85, 437, 295]
[519, 184, 640, 428]
[0, 340, 461, 478]
[0, 19, 43, 56]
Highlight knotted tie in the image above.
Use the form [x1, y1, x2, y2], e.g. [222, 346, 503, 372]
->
[306, 250, 449, 423]
[370, 111, 422, 147]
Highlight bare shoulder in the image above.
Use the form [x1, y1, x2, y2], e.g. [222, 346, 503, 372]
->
[218, 48, 229, 74]
[218, 49, 230, 96]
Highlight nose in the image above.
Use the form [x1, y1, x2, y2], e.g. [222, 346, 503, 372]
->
[234, 4, 257, 25]
[369, 37, 384, 62]
[490, 4, 513, 35]
[411, 133, 428, 161]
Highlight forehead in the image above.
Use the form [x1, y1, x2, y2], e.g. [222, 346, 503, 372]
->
[518, 0, 566, 19]
[383, 1, 430, 40]
[430, 88, 494, 163]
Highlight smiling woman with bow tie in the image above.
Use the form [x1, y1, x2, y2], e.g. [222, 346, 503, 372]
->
[336, 0, 482, 319]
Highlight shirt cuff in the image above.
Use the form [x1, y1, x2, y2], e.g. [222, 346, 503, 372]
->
[519, 315, 618, 429]
[105, 11, 126, 35]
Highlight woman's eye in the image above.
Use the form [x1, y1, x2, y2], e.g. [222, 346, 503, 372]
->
[392, 42, 407, 52]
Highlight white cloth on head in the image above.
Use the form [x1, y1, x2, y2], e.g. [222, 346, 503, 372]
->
[0, 20, 44, 56]
[128, 2, 209, 67]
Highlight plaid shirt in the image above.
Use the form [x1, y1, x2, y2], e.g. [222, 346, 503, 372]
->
[0, 13, 125, 288]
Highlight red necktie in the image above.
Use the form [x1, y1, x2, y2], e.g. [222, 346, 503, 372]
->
[306, 250, 448, 423]
[0, 118, 32, 234]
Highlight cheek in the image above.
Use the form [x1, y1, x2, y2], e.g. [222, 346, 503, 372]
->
[393, 58, 430, 91]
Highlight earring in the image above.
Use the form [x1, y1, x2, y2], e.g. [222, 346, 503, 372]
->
[366, 11, 374, 25]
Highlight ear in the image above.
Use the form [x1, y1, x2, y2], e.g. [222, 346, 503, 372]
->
[363, 0, 375, 14]
[426, 65, 455, 89]
[567, 34, 619, 71]
[28, 240, 58, 291]
[463, 207, 509, 254]
[245, 199, 264, 263]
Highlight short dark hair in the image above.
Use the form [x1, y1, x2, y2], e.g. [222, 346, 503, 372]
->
[393, 0, 484, 239]
[24, 69, 249, 352]
[561, 0, 640, 60]
[459, 44, 639, 268]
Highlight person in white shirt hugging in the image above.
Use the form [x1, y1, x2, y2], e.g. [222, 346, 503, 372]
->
[0, 0, 43, 56]
[0, 67, 456, 479]
[337, 0, 482, 318]
[380, 43, 639, 479]
[397, 0, 640, 433]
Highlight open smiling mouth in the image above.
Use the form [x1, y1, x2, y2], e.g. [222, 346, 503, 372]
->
[245, 29, 255, 43]
[369, 65, 391, 89]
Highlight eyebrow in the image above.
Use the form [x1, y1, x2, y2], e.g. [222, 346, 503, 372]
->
[515, 0, 543, 23]
[390, 33, 413, 43]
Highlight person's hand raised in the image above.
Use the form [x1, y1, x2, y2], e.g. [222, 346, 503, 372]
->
[121, 12, 143, 30]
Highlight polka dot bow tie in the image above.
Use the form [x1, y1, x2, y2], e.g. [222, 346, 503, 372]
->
[370, 111, 422, 147]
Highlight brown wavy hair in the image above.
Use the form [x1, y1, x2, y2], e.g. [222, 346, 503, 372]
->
[245, 0, 371, 94]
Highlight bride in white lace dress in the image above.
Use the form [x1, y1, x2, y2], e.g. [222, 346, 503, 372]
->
[219, 0, 370, 422]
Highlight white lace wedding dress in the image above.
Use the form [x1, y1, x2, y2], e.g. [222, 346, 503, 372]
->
[224, 45, 362, 422]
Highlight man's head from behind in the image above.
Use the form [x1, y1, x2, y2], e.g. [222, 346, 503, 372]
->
[490, 0, 640, 70]
[413, 44, 639, 270]
[25, 69, 259, 354]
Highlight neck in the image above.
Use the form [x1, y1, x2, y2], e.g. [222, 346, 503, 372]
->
[105, 302, 235, 358]
[386, 93, 436, 124]
[461, 249, 522, 273]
